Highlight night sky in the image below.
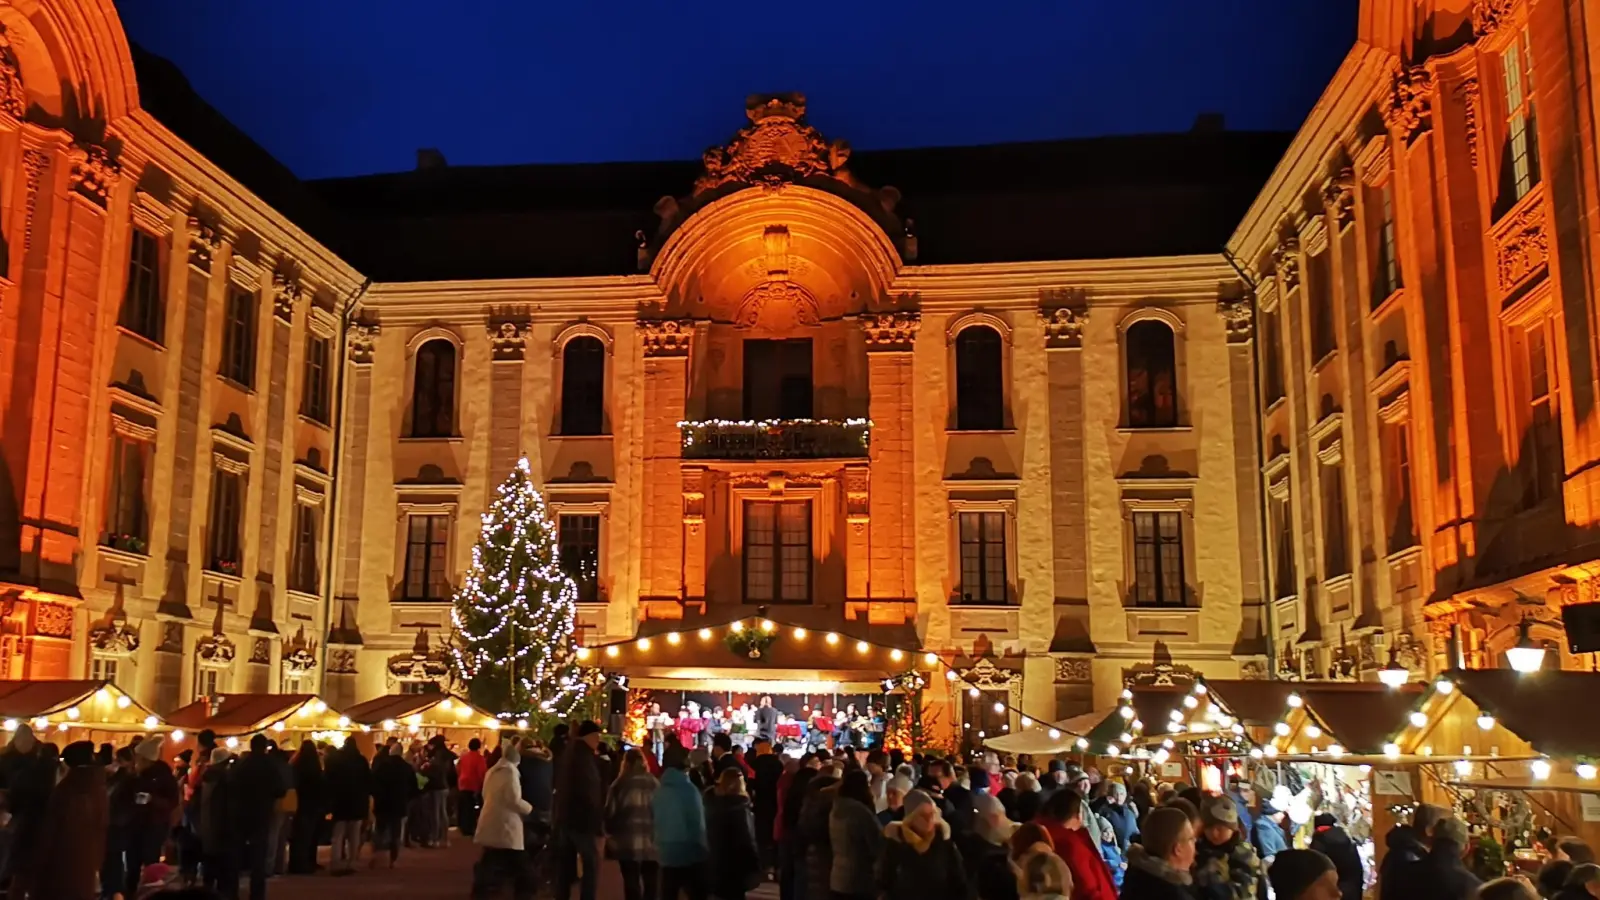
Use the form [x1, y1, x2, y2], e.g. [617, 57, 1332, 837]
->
[115, 1, 1356, 181]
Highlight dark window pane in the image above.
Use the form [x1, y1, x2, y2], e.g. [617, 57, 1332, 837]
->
[954, 327, 1004, 430]
[1132, 511, 1184, 606]
[558, 513, 602, 602]
[743, 339, 813, 420]
[561, 337, 606, 435]
[221, 288, 256, 386]
[303, 335, 331, 423]
[957, 510, 1008, 604]
[404, 514, 450, 600]
[1126, 321, 1178, 428]
[412, 340, 457, 437]
[744, 501, 809, 602]
[121, 230, 164, 342]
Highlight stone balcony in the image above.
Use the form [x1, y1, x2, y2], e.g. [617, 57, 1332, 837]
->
[680, 418, 870, 460]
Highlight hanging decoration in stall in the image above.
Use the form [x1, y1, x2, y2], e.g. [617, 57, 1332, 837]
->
[723, 619, 779, 660]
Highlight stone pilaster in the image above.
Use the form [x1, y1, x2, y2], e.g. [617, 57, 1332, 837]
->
[638, 320, 692, 602]
[251, 265, 299, 633]
[330, 322, 380, 645]
[1216, 296, 1268, 651]
[844, 464, 870, 599]
[487, 319, 529, 490]
[682, 465, 707, 600]
[1040, 304, 1088, 615]
[862, 312, 919, 601]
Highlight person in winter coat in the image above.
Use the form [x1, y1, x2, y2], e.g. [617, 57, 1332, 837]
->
[554, 722, 607, 900]
[1033, 788, 1118, 900]
[959, 793, 1019, 900]
[1017, 848, 1075, 900]
[880, 774, 912, 826]
[881, 789, 970, 900]
[231, 734, 288, 900]
[1266, 849, 1343, 900]
[1250, 810, 1289, 876]
[1014, 773, 1045, 825]
[830, 770, 886, 900]
[123, 734, 181, 900]
[1552, 863, 1600, 900]
[751, 739, 785, 870]
[371, 740, 418, 869]
[1407, 817, 1482, 900]
[1100, 820, 1127, 891]
[0, 724, 57, 891]
[326, 742, 373, 874]
[457, 737, 489, 838]
[474, 738, 534, 900]
[518, 740, 554, 821]
[798, 774, 841, 900]
[1192, 795, 1261, 900]
[607, 749, 661, 900]
[196, 747, 238, 895]
[1307, 814, 1363, 900]
[653, 744, 710, 900]
[287, 741, 326, 874]
[1378, 804, 1446, 900]
[779, 767, 819, 900]
[1120, 806, 1198, 900]
[1093, 783, 1139, 853]
[707, 767, 762, 900]
[25, 741, 108, 900]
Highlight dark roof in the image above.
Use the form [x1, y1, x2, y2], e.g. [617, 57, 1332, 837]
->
[1295, 683, 1427, 756]
[1197, 679, 1302, 727]
[131, 47, 1291, 284]
[0, 680, 105, 717]
[1447, 669, 1600, 758]
[165, 693, 322, 735]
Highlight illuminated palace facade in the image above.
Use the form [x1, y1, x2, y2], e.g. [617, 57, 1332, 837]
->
[0, 0, 1596, 728]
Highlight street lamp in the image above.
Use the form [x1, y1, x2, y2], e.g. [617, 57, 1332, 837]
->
[1378, 645, 1410, 688]
[1505, 617, 1547, 673]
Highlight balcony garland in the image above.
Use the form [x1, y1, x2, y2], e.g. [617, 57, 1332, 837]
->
[679, 418, 872, 459]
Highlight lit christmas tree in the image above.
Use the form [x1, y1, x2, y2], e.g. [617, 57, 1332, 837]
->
[450, 457, 587, 716]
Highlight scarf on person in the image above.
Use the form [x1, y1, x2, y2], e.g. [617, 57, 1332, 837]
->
[900, 819, 938, 854]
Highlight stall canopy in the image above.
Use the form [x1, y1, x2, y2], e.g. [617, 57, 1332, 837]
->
[343, 693, 501, 733]
[0, 679, 162, 734]
[1437, 669, 1600, 759]
[166, 693, 350, 738]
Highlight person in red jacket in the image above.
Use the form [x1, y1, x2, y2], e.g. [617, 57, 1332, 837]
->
[1033, 788, 1118, 900]
[455, 737, 489, 838]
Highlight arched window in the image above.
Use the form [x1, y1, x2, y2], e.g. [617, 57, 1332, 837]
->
[954, 326, 1004, 430]
[411, 339, 456, 438]
[1126, 320, 1178, 428]
[561, 336, 606, 436]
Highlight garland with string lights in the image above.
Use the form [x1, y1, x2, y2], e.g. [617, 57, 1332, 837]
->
[449, 457, 587, 717]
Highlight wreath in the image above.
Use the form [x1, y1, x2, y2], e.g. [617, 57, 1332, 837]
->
[724, 629, 777, 661]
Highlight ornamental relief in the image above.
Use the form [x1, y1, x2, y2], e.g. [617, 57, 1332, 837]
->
[0, 26, 25, 119]
[1493, 193, 1549, 297]
[33, 602, 73, 639]
[693, 93, 862, 196]
[1054, 657, 1091, 684]
[1382, 65, 1436, 142]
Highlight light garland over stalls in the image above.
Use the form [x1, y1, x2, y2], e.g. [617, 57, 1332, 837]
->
[450, 457, 588, 717]
[1383, 674, 1600, 782]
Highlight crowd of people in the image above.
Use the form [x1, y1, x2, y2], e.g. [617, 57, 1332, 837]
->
[642, 696, 888, 761]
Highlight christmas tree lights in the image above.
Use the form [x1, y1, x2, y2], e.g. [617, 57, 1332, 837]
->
[450, 457, 588, 717]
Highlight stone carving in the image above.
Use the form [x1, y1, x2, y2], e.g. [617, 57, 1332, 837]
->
[1382, 64, 1436, 141]
[1272, 237, 1301, 289]
[250, 637, 271, 664]
[1240, 660, 1267, 680]
[1216, 296, 1253, 343]
[34, 602, 73, 638]
[1457, 78, 1481, 168]
[1472, 0, 1513, 37]
[1054, 657, 1091, 683]
[158, 621, 185, 653]
[348, 321, 381, 364]
[959, 657, 1022, 689]
[1039, 306, 1087, 350]
[1122, 661, 1198, 688]
[329, 648, 357, 674]
[488, 319, 531, 362]
[1494, 195, 1549, 295]
[387, 627, 448, 683]
[736, 225, 821, 329]
[90, 580, 141, 657]
[0, 26, 26, 119]
[282, 624, 319, 673]
[844, 466, 869, 530]
[692, 93, 859, 195]
[21, 149, 47, 253]
[860, 311, 920, 351]
[195, 596, 236, 668]
[272, 271, 303, 323]
[187, 216, 223, 272]
[1321, 168, 1355, 228]
[69, 143, 118, 208]
[639, 319, 694, 357]
[682, 469, 706, 529]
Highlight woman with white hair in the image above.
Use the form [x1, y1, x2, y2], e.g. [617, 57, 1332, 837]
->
[473, 738, 534, 899]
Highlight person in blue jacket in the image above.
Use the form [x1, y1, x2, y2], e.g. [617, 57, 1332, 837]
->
[653, 744, 710, 900]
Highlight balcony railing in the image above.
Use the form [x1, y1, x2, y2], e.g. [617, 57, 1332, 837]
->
[680, 418, 871, 460]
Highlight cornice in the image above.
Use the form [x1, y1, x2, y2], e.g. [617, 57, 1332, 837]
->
[894, 254, 1238, 303]
[116, 112, 365, 295]
[1228, 44, 1390, 263]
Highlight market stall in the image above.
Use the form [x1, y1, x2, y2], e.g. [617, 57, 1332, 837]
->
[165, 693, 355, 748]
[342, 692, 501, 756]
[0, 679, 165, 748]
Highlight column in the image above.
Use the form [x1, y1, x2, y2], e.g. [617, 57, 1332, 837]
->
[1040, 303, 1088, 606]
[862, 312, 918, 603]
[247, 256, 288, 634]
[682, 465, 706, 601]
[1217, 294, 1269, 652]
[844, 463, 869, 600]
[330, 322, 380, 648]
[487, 319, 529, 488]
[638, 320, 691, 605]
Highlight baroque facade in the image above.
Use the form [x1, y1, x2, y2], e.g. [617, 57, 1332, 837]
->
[0, 0, 1594, 728]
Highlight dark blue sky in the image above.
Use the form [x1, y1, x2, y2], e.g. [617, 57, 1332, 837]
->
[116, 1, 1356, 181]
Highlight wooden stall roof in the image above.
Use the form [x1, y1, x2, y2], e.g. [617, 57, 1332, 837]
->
[591, 610, 927, 677]
[1447, 669, 1600, 759]
[1083, 687, 1187, 748]
[1295, 683, 1427, 755]
[343, 693, 498, 729]
[165, 693, 347, 736]
[1197, 679, 1303, 726]
[0, 679, 162, 731]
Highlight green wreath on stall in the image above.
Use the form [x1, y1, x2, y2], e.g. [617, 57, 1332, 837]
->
[724, 629, 777, 661]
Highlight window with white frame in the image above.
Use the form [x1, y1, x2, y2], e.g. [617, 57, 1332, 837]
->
[957, 511, 1007, 604]
[743, 500, 810, 603]
[91, 656, 120, 684]
[1372, 181, 1402, 306]
[1131, 510, 1185, 607]
[195, 666, 220, 700]
[402, 513, 452, 601]
[1516, 314, 1563, 507]
[1499, 26, 1541, 211]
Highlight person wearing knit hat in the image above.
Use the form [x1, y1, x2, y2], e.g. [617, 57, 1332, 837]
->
[134, 733, 165, 762]
[882, 789, 966, 900]
[1194, 794, 1262, 900]
[1268, 849, 1340, 900]
[1094, 780, 1137, 852]
[124, 732, 180, 900]
[880, 774, 914, 825]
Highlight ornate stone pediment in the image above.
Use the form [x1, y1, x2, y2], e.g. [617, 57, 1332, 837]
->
[860, 311, 919, 351]
[1472, 0, 1513, 37]
[1039, 306, 1087, 350]
[388, 626, 451, 684]
[90, 585, 140, 658]
[272, 271, 304, 323]
[348, 321, 381, 364]
[196, 631, 236, 668]
[1321, 168, 1355, 227]
[1216, 296, 1253, 343]
[639, 319, 694, 357]
[693, 93, 859, 196]
[958, 657, 1022, 689]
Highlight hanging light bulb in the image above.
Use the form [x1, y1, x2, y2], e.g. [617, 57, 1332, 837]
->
[856, 640, 870, 654]
[1047, 728, 1061, 739]
[1378, 645, 1410, 688]
[968, 687, 979, 698]
[667, 632, 681, 646]
[1477, 714, 1495, 731]
[760, 619, 776, 633]
[1327, 744, 1345, 758]
[1249, 747, 1264, 759]
[1435, 679, 1454, 694]
[731, 621, 745, 634]
[1121, 688, 1133, 700]
[826, 633, 840, 646]
[1193, 683, 1208, 696]
[1021, 716, 1032, 727]
[1454, 759, 1472, 777]
[1532, 759, 1552, 780]
[605, 645, 620, 658]
[946, 670, 958, 682]
[1183, 695, 1198, 709]
[575, 647, 592, 661]
[924, 652, 938, 665]
[1263, 744, 1279, 759]
[1384, 743, 1401, 759]
[1578, 764, 1597, 780]
[1305, 724, 1322, 739]
[637, 637, 652, 651]
[992, 702, 1004, 714]
[1287, 693, 1303, 708]
[1506, 616, 1548, 673]
[1409, 711, 1427, 728]
[1274, 722, 1290, 737]
[699, 628, 713, 640]
[1075, 737, 1089, 749]
[890, 649, 904, 662]
[793, 628, 807, 639]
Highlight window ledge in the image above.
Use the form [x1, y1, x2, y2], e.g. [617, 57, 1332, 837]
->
[1265, 396, 1288, 415]
[946, 428, 1018, 436]
[1385, 544, 1422, 565]
[1122, 603, 1200, 613]
[215, 374, 256, 395]
[286, 589, 320, 604]
[951, 600, 1019, 609]
[96, 544, 150, 567]
[547, 432, 613, 441]
[297, 413, 331, 433]
[202, 568, 243, 587]
[116, 325, 166, 352]
[1322, 572, 1355, 592]
[399, 435, 464, 444]
[1115, 426, 1194, 435]
[1310, 349, 1339, 373]
[1370, 287, 1406, 320]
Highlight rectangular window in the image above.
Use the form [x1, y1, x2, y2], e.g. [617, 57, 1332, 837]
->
[106, 434, 150, 546]
[399, 681, 434, 695]
[1270, 494, 1297, 600]
[220, 286, 257, 387]
[290, 503, 321, 594]
[195, 667, 219, 701]
[207, 468, 244, 571]
[558, 513, 602, 603]
[1500, 27, 1541, 210]
[957, 511, 1008, 604]
[1521, 317, 1563, 506]
[1262, 310, 1285, 404]
[742, 339, 813, 420]
[1322, 462, 1350, 578]
[1372, 182, 1403, 306]
[91, 656, 119, 684]
[302, 334, 331, 423]
[120, 229, 164, 342]
[1383, 421, 1418, 553]
[1308, 250, 1337, 362]
[403, 514, 451, 600]
[743, 500, 810, 603]
[282, 674, 304, 694]
[1131, 511, 1185, 606]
